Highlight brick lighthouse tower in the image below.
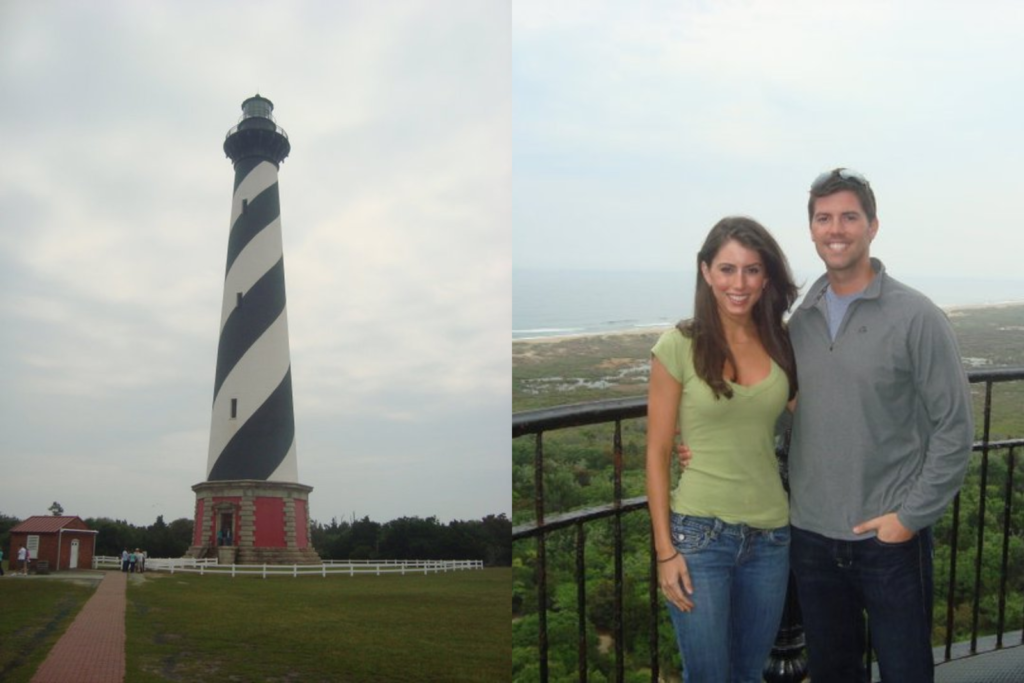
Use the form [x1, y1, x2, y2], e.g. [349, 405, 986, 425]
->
[187, 95, 319, 564]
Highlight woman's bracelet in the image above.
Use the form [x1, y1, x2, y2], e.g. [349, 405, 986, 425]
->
[656, 551, 679, 564]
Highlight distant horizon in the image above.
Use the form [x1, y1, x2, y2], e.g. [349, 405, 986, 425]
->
[514, 264, 1024, 283]
[513, 302, 1024, 344]
[513, 268, 1024, 341]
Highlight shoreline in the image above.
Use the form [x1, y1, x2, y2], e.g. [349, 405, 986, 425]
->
[514, 300, 1024, 345]
[944, 300, 1024, 314]
[513, 326, 670, 345]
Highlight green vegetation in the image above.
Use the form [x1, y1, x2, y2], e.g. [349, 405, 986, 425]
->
[312, 514, 512, 566]
[0, 579, 95, 683]
[514, 332, 659, 412]
[89, 515, 196, 558]
[512, 304, 1024, 681]
[126, 569, 510, 682]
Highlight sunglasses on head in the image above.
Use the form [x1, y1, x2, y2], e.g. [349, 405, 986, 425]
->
[811, 168, 869, 191]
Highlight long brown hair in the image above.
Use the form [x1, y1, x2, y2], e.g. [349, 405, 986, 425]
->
[678, 216, 799, 400]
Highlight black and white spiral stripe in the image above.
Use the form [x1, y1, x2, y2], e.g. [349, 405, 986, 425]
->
[207, 156, 297, 482]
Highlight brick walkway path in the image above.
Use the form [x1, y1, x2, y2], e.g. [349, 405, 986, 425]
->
[30, 571, 126, 683]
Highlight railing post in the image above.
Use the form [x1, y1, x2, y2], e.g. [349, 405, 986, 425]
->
[970, 380, 995, 654]
[997, 444, 1016, 645]
[648, 533, 660, 682]
[945, 490, 962, 660]
[764, 573, 808, 683]
[765, 419, 807, 683]
[534, 431, 550, 683]
[575, 522, 587, 682]
[613, 420, 625, 683]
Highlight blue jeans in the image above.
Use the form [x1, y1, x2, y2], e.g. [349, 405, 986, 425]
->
[666, 514, 790, 683]
[791, 526, 934, 683]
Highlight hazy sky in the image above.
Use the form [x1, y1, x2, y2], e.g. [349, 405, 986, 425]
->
[5, 1, 1023, 530]
[0, 1, 510, 527]
[513, 0, 1024, 285]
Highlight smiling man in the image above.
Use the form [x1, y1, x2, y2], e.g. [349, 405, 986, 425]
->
[786, 168, 974, 683]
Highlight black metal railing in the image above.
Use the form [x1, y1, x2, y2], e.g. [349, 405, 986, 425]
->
[512, 368, 1024, 682]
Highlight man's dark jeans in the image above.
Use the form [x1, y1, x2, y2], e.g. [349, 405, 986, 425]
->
[791, 525, 934, 683]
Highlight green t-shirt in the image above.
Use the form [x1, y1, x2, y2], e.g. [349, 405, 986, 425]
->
[652, 328, 789, 528]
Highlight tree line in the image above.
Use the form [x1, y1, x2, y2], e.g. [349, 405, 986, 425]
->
[0, 512, 511, 566]
[311, 514, 511, 566]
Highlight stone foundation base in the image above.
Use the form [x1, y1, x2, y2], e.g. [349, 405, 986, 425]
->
[235, 546, 322, 565]
[185, 544, 217, 560]
[186, 479, 321, 565]
[184, 545, 321, 565]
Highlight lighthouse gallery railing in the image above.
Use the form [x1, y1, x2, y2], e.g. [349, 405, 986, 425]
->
[513, 367, 1024, 682]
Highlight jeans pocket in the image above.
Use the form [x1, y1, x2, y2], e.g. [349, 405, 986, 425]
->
[670, 514, 714, 553]
[766, 525, 791, 547]
[870, 533, 917, 549]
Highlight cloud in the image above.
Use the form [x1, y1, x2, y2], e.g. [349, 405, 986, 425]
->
[511, 0, 1024, 279]
[0, 0, 510, 526]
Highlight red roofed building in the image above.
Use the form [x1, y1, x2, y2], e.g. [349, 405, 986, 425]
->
[8, 516, 98, 573]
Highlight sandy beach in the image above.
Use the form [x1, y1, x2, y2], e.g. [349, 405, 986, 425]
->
[513, 325, 671, 345]
[945, 300, 1024, 316]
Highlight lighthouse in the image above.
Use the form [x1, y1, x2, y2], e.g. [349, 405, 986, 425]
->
[187, 95, 319, 564]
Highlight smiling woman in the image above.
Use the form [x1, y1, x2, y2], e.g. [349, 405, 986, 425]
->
[645, 216, 799, 680]
[700, 240, 769, 325]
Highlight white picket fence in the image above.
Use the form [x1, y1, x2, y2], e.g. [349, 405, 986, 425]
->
[93, 555, 482, 578]
[93, 555, 216, 571]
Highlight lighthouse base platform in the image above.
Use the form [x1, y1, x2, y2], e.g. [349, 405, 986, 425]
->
[186, 479, 321, 565]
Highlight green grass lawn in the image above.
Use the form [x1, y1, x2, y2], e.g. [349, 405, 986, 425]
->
[126, 568, 511, 682]
[0, 577, 96, 683]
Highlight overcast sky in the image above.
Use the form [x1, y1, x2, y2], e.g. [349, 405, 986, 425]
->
[0, 1, 510, 527]
[513, 0, 1024, 287]
[5, 1, 1024, 530]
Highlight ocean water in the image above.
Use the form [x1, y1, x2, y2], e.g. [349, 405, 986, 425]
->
[513, 269, 1024, 340]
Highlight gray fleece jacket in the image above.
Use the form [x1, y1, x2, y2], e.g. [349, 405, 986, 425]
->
[788, 259, 974, 540]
